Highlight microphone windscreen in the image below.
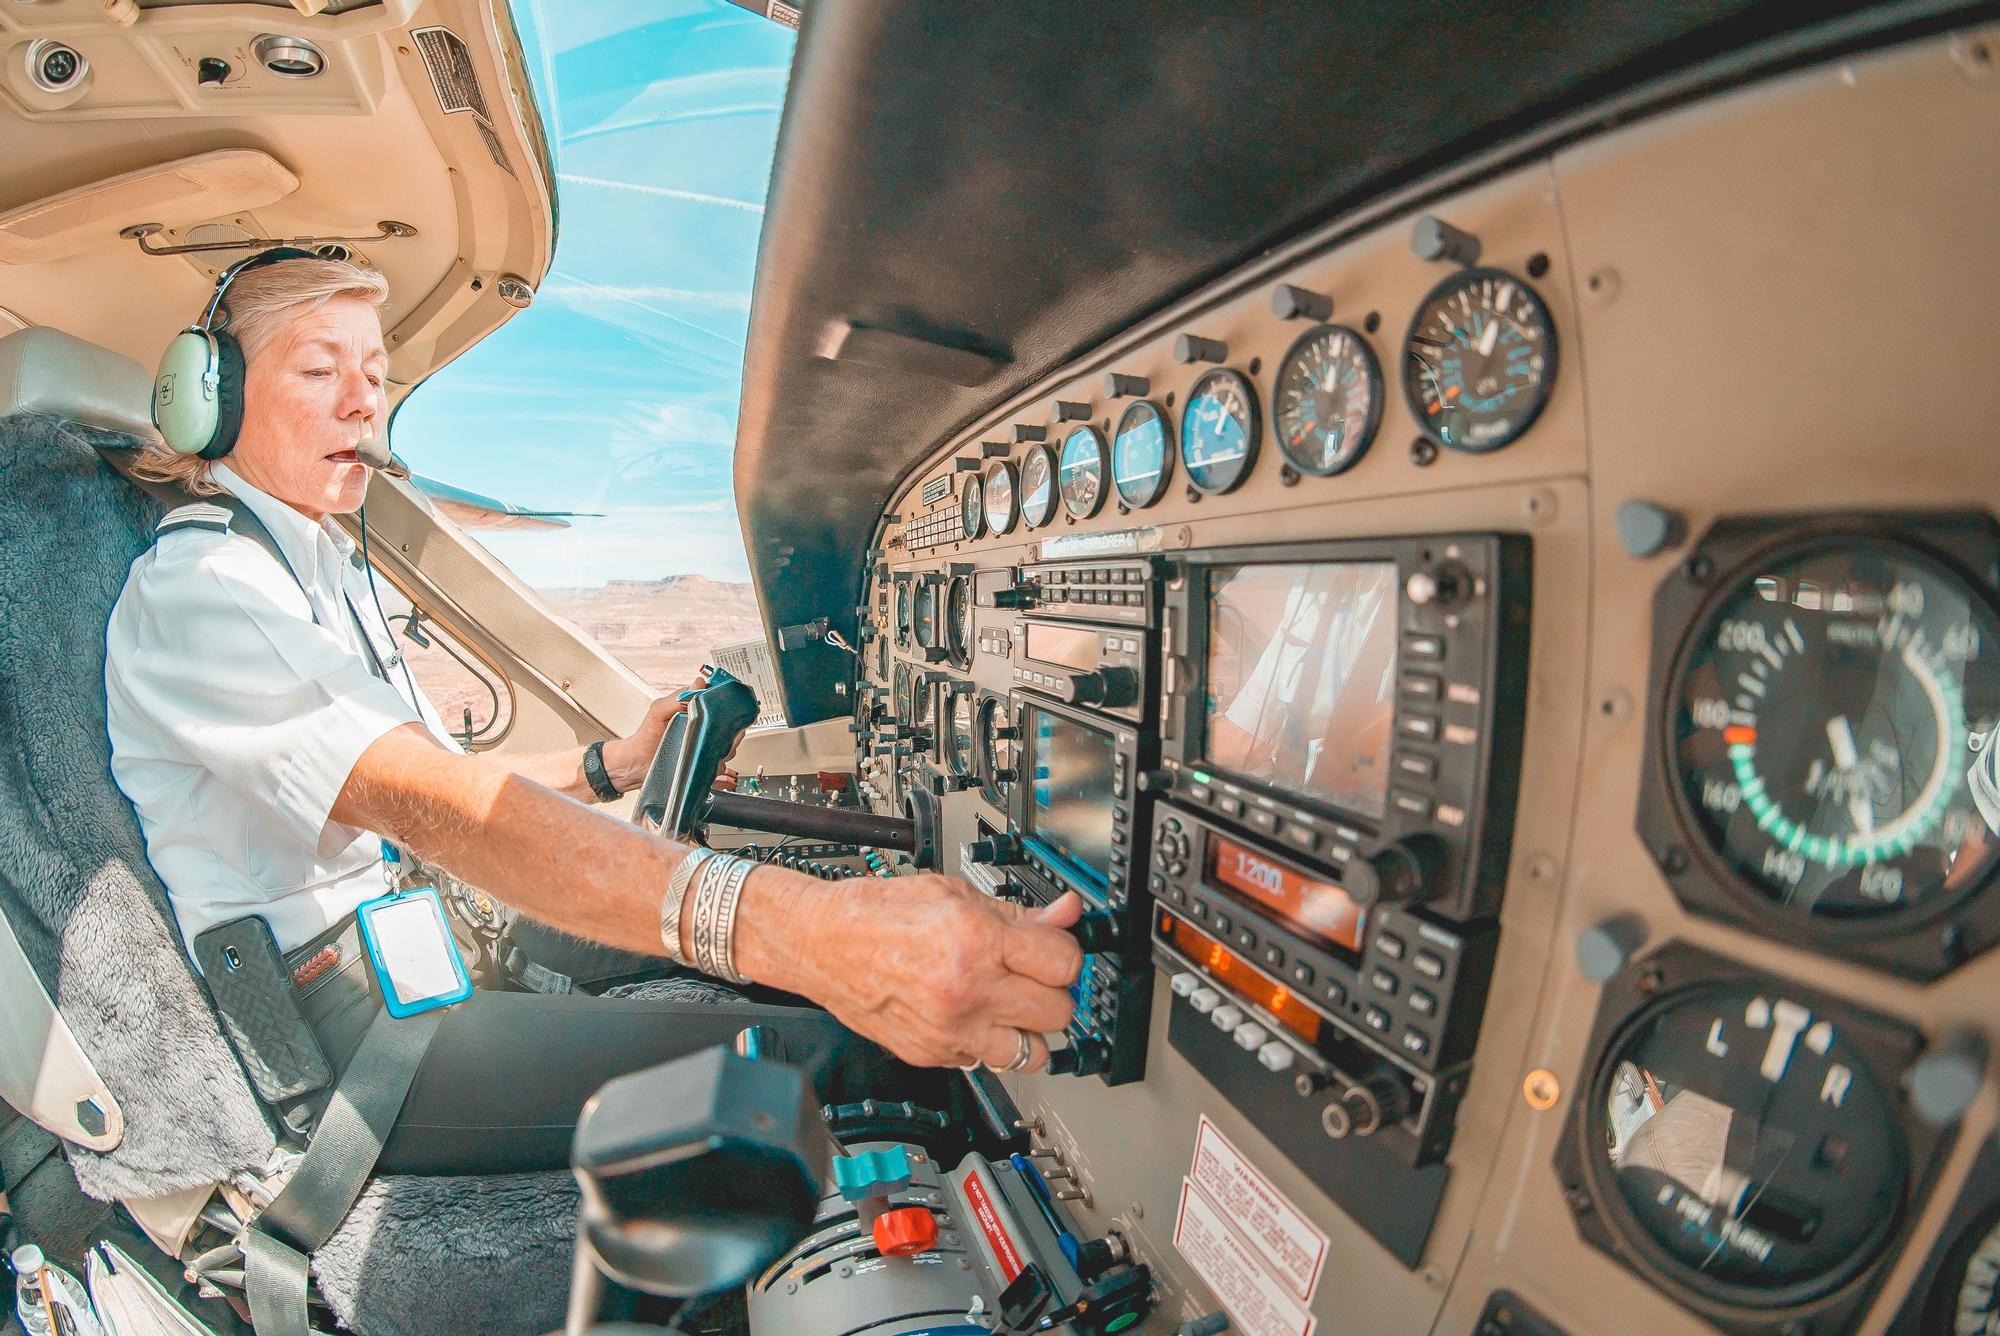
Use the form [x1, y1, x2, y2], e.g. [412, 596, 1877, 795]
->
[355, 437, 393, 470]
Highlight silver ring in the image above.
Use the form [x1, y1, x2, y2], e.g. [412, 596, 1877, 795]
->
[1003, 1029, 1035, 1074]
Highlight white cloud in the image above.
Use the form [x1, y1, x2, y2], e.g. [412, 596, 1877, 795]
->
[541, 282, 751, 312]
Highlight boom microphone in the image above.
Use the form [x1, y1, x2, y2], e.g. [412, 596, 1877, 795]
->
[354, 436, 409, 478]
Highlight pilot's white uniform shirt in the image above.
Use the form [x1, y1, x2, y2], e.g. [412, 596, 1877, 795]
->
[106, 463, 462, 957]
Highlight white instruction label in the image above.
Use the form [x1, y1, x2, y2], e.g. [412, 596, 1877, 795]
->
[1190, 1116, 1329, 1303]
[1174, 1179, 1317, 1336]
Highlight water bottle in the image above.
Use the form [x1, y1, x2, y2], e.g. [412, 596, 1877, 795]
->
[11, 1244, 53, 1336]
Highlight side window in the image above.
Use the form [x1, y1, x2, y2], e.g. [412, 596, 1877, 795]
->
[373, 583, 514, 749]
[536, 578, 761, 697]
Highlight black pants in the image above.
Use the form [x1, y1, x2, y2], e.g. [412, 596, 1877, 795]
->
[302, 971, 921, 1176]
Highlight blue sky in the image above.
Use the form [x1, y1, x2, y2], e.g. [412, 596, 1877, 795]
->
[391, 1, 794, 589]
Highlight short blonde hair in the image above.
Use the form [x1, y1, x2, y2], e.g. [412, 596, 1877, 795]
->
[127, 255, 391, 496]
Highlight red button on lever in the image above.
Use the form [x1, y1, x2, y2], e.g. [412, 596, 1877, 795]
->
[872, 1205, 938, 1257]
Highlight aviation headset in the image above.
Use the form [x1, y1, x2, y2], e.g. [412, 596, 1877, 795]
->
[152, 245, 319, 460]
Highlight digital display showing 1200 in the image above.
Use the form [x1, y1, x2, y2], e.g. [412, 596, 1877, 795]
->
[1205, 832, 1366, 956]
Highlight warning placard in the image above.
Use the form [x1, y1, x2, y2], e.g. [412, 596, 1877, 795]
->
[1174, 1179, 1318, 1336]
[1189, 1116, 1330, 1302]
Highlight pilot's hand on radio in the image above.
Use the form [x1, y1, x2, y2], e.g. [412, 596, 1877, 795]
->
[601, 669, 713, 792]
[751, 876, 1083, 1072]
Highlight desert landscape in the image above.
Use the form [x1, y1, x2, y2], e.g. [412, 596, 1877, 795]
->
[394, 575, 763, 742]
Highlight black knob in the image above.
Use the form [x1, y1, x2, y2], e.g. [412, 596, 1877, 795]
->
[1173, 334, 1228, 365]
[1342, 840, 1430, 907]
[1405, 561, 1472, 610]
[1410, 214, 1482, 267]
[1271, 283, 1333, 322]
[922, 646, 950, 663]
[1046, 1037, 1109, 1078]
[1054, 401, 1092, 421]
[1320, 1070, 1406, 1139]
[1069, 911, 1120, 953]
[1064, 666, 1139, 709]
[1135, 768, 1174, 795]
[966, 833, 1024, 866]
[992, 583, 1038, 609]
[1072, 1234, 1127, 1280]
[1012, 424, 1047, 443]
[1103, 372, 1150, 399]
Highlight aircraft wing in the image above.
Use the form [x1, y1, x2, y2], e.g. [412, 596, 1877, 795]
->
[408, 472, 599, 532]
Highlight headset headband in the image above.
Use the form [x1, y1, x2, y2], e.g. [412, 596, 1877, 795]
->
[194, 245, 320, 334]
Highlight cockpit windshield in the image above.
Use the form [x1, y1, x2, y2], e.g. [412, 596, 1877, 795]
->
[392, 1, 795, 691]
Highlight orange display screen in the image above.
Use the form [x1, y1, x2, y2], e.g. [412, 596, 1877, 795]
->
[1160, 910, 1323, 1045]
[1205, 833, 1366, 957]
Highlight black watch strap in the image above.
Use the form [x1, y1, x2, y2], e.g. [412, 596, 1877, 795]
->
[582, 740, 622, 803]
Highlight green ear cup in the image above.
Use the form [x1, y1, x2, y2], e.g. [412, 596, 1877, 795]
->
[153, 329, 219, 456]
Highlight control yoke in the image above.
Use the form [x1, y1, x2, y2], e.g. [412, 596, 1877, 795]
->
[631, 671, 919, 853]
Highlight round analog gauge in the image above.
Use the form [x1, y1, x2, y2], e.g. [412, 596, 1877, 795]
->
[1111, 401, 1173, 509]
[945, 688, 978, 778]
[910, 671, 934, 730]
[1403, 267, 1556, 452]
[873, 630, 888, 683]
[945, 575, 974, 668]
[982, 459, 1019, 535]
[893, 579, 912, 647]
[1590, 981, 1905, 1302]
[1669, 540, 2000, 923]
[1273, 324, 1382, 477]
[977, 694, 1016, 801]
[1059, 426, 1108, 519]
[1926, 1204, 2000, 1334]
[1179, 368, 1259, 494]
[960, 473, 985, 541]
[893, 661, 914, 725]
[911, 577, 940, 652]
[1019, 444, 1059, 529]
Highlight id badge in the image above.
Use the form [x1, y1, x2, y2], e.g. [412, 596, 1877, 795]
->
[355, 885, 473, 1018]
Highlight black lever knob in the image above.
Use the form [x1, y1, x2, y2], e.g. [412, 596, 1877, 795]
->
[1172, 333, 1228, 365]
[966, 832, 1024, 866]
[1103, 372, 1150, 399]
[1341, 839, 1432, 907]
[1135, 768, 1174, 795]
[1410, 213, 1482, 267]
[1061, 666, 1139, 709]
[992, 583, 1038, 609]
[1271, 283, 1333, 322]
[1068, 911, 1120, 953]
[1045, 1037, 1109, 1078]
[1054, 400, 1091, 421]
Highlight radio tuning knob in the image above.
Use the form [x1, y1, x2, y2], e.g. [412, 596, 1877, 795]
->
[994, 724, 1021, 741]
[1068, 911, 1120, 954]
[1342, 839, 1430, 907]
[1321, 1070, 1407, 1139]
[965, 832, 1024, 866]
[1046, 1037, 1109, 1078]
[1135, 768, 1174, 795]
[1405, 561, 1472, 609]
[1062, 666, 1140, 709]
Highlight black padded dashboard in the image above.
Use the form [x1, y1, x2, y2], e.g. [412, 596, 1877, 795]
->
[732, 0, 1954, 725]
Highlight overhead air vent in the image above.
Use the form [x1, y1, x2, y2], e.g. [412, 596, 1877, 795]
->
[411, 26, 512, 176]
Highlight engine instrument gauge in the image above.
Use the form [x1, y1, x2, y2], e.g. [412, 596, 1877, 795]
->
[1926, 1201, 2000, 1335]
[911, 671, 934, 730]
[1059, 425, 1108, 518]
[1403, 268, 1555, 452]
[893, 578, 912, 647]
[960, 473, 985, 541]
[1588, 977, 1906, 1304]
[982, 459, 1018, 535]
[1111, 401, 1173, 509]
[1180, 368, 1259, 494]
[893, 662, 914, 724]
[1668, 539, 2000, 924]
[911, 576, 940, 652]
[945, 575, 973, 669]
[1020, 444, 1058, 529]
[1273, 324, 1382, 477]
[946, 687, 978, 778]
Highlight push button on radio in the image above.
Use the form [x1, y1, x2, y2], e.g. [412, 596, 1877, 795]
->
[1403, 632, 1445, 661]
[1377, 933, 1406, 960]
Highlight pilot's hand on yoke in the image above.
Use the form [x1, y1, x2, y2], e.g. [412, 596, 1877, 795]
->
[600, 669, 739, 793]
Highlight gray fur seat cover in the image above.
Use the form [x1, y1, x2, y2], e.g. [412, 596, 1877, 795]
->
[0, 414, 574, 1335]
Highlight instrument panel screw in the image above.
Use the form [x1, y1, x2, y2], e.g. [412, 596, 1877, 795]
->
[1659, 845, 1688, 875]
[1523, 1069, 1562, 1110]
[1583, 266, 1621, 303]
[1279, 464, 1300, 487]
[1681, 555, 1714, 584]
[1563, 1186, 1593, 1214]
[1409, 438, 1439, 468]
[1636, 965, 1666, 995]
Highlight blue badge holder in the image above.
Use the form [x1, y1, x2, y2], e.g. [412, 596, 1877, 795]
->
[355, 885, 473, 1018]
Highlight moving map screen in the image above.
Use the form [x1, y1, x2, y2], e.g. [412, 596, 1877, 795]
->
[1028, 709, 1118, 885]
[1203, 561, 1399, 820]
